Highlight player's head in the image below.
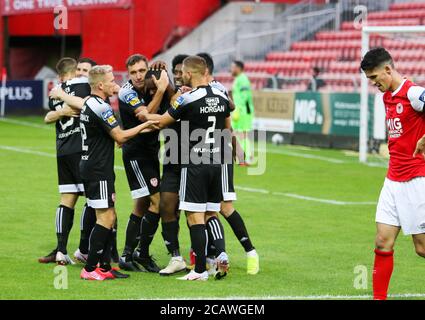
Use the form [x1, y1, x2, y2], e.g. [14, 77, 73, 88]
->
[126, 54, 149, 90]
[76, 57, 97, 78]
[313, 67, 320, 77]
[231, 60, 244, 77]
[360, 47, 395, 92]
[172, 54, 189, 87]
[56, 57, 77, 82]
[196, 52, 214, 76]
[182, 55, 208, 87]
[143, 69, 159, 97]
[89, 65, 119, 98]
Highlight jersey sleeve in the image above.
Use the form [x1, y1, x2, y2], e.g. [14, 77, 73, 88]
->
[167, 93, 189, 120]
[118, 86, 145, 111]
[92, 101, 120, 132]
[407, 85, 425, 112]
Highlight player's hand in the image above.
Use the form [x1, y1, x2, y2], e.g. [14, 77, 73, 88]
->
[413, 135, 425, 159]
[179, 86, 192, 93]
[150, 60, 167, 71]
[49, 87, 65, 100]
[139, 120, 160, 133]
[136, 107, 149, 122]
[152, 70, 169, 93]
[59, 105, 79, 118]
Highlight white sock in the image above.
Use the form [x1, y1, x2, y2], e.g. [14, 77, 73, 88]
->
[247, 249, 257, 257]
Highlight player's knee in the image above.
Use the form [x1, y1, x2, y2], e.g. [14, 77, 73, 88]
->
[205, 211, 218, 221]
[415, 245, 425, 258]
[220, 202, 234, 217]
[375, 234, 395, 251]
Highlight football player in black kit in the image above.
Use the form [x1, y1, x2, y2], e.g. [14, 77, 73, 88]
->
[39, 57, 92, 265]
[79, 65, 158, 280]
[117, 54, 172, 272]
[197, 52, 259, 275]
[141, 56, 232, 281]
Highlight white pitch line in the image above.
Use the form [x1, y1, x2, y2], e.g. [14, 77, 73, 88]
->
[274, 192, 376, 206]
[0, 145, 377, 206]
[260, 148, 345, 164]
[146, 293, 425, 300]
[235, 186, 376, 206]
[0, 118, 52, 130]
[0, 145, 56, 158]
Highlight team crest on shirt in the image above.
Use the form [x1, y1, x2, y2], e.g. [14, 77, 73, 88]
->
[150, 178, 158, 187]
[101, 109, 118, 125]
[396, 103, 403, 114]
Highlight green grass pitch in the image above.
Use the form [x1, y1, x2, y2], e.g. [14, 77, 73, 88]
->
[0, 116, 424, 300]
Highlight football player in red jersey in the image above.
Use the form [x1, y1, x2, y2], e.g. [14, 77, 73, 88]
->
[361, 47, 425, 300]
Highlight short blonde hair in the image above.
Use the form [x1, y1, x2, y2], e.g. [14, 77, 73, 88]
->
[88, 65, 113, 89]
[183, 56, 207, 75]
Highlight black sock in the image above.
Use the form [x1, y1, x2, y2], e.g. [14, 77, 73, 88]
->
[79, 204, 96, 254]
[224, 210, 255, 252]
[206, 226, 216, 258]
[206, 216, 225, 257]
[111, 219, 118, 258]
[99, 229, 113, 271]
[85, 224, 111, 272]
[190, 224, 207, 273]
[56, 205, 75, 254]
[122, 213, 142, 259]
[161, 220, 180, 256]
[138, 211, 160, 257]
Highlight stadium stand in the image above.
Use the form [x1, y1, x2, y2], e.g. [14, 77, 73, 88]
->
[215, 2, 425, 92]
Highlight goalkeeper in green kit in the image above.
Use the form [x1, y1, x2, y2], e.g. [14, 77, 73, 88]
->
[230, 60, 255, 165]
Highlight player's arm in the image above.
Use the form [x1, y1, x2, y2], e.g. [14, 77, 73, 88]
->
[49, 87, 86, 110]
[44, 104, 78, 124]
[109, 120, 160, 144]
[407, 85, 425, 112]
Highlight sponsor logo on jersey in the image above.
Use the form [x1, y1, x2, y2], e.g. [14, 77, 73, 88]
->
[173, 96, 185, 109]
[102, 109, 117, 126]
[150, 178, 158, 187]
[387, 117, 403, 138]
[125, 92, 142, 107]
[396, 103, 403, 114]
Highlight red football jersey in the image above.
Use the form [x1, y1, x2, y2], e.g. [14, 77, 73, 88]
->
[383, 79, 425, 181]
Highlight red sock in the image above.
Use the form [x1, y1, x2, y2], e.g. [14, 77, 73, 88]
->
[373, 249, 394, 300]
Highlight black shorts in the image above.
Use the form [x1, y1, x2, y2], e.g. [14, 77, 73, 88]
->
[160, 164, 181, 194]
[222, 163, 236, 201]
[57, 153, 84, 194]
[83, 178, 115, 209]
[179, 165, 223, 213]
[123, 156, 160, 199]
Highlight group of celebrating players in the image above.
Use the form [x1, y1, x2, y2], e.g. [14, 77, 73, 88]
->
[36, 45, 425, 299]
[38, 52, 260, 281]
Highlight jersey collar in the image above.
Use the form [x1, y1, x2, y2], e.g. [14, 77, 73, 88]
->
[391, 78, 407, 97]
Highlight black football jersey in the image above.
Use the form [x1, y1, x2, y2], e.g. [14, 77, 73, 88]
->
[79, 95, 119, 181]
[48, 76, 91, 156]
[118, 80, 168, 159]
[167, 85, 232, 166]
